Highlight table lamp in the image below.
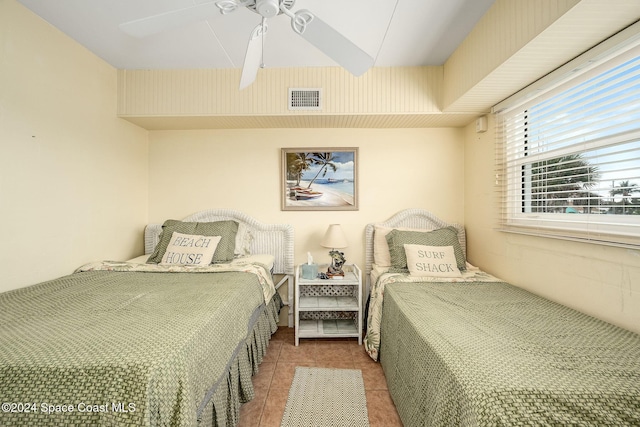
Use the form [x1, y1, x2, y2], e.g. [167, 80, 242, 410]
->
[320, 224, 348, 278]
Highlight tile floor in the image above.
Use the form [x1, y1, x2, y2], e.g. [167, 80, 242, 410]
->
[237, 327, 404, 427]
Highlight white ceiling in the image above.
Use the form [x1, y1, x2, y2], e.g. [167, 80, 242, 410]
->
[16, 0, 494, 71]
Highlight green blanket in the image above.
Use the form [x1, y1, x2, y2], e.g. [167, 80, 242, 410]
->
[0, 264, 276, 426]
[378, 280, 640, 426]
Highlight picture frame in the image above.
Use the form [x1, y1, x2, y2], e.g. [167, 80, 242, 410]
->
[281, 148, 358, 211]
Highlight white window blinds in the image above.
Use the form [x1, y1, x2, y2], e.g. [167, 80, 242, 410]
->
[494, 25, 640, 248]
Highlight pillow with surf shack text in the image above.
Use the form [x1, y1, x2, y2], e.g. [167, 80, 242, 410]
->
[404, 244, 462, 278]
[160, 233, 221, 266]
[147, 219, 238, 264]
[386, 226, 466, 273]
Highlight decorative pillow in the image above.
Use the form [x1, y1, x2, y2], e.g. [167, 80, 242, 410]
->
[160, 233, 221, 266]
[234, 223, 254, 257]
[373, 225, 434, 267]
[386, 226, 465, 273]
[147, 219, 239, 264]
[404, 244, 462, 278]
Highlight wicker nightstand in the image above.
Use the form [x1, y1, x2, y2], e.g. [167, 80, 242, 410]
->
[294, 264, 362, 346]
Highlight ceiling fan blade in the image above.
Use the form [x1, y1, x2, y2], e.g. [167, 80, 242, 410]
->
[120, 1, 222, 38]
[289, 10, 374, 77]
[239, 23, 267, 90]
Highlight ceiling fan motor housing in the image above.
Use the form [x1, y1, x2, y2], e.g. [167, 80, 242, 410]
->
[255, 0, 280, 17]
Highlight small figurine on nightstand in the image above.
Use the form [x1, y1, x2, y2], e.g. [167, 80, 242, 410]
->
[327, 250, 346, 278]
[321, 224, 349, 280]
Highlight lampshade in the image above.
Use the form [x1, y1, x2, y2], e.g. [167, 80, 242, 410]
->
[321, 224, 348, 249]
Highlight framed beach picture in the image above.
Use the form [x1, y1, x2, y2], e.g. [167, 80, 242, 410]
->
[281, 148, 358, 211]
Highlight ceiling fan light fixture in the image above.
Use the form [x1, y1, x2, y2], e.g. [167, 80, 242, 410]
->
[120, 0, 372, 89]
[255, 0, 280, 18]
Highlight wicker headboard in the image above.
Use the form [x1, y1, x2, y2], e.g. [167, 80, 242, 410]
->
[144, 209, 294, 275]
[364, 208, 466, 296]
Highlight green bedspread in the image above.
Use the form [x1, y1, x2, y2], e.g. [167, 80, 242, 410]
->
[376, 277, 640, 426]
[0, 262, 277, 426]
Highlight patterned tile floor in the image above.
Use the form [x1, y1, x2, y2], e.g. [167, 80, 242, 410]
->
[238, 327, 404, 427]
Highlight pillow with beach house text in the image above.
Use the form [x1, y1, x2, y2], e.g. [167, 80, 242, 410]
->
[160, 233, 221, 266]
[147, 219, 239, 264]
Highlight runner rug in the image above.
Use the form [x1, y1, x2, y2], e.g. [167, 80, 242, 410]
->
[280, 367, 369, 427]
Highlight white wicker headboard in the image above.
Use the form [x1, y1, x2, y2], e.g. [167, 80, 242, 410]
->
[144, 209, 294, 275]
[364, 209, 466, 296]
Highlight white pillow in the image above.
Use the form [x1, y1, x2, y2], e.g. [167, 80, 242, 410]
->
[160, 232, 222, 266]
[404, 244, 462, 278]
[374, 225, 434, 267]
[234, 223, 254, 257]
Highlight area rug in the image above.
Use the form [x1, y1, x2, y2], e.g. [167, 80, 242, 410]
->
[280, 367, 369, 427]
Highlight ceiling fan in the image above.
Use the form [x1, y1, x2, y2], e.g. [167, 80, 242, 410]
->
[120, 0, 375, 89]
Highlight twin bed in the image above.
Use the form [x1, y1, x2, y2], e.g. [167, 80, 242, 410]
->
[0, 209, 293, 427]
[364, 209, 640, 426]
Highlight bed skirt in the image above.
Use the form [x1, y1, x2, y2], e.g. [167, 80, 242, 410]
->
[198, 292, 283, 427]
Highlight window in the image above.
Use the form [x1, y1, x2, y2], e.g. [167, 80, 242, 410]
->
[494, 27, 640, 248]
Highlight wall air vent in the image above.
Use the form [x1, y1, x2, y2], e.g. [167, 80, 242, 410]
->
[288, 88, 322, 111]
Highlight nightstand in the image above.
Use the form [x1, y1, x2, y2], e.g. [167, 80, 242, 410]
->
[294, 263, 362, 346]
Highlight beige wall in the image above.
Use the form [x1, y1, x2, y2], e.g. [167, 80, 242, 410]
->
[148, 128, 464, 325]
[0, 0, 149, 292]
[148, 128, 464, 273]
[463, 115, 640, 334]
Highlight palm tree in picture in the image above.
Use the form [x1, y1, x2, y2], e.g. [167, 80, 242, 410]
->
[610, 180, 640, 214]
[287, 152, 314, 186]
[306, 152, 338, 188]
